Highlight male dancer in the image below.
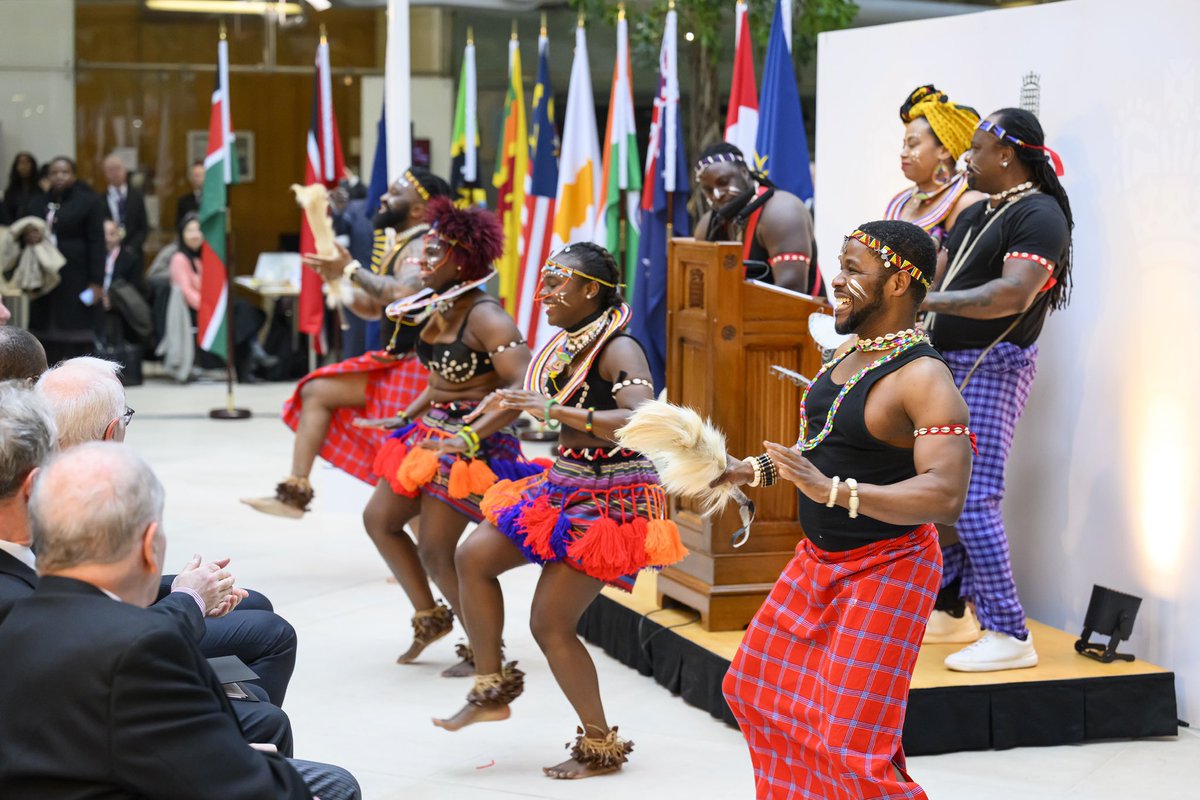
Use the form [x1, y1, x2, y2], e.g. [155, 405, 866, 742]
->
[719, 220, 973, 799]
[693, 142, 820, 295]
[922, 108, 1072, 671]
[242, 168, 451, 517]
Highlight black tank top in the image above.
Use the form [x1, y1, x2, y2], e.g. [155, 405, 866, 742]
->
[797, 341, 945, 552]
[557, 333, 646, 412]
[415, 299, 499, 383]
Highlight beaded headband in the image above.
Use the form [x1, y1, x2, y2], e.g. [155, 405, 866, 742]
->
[845, 229, 932, 289]
[542, 257, 623, 289]
[403, 169, 431, 201]
[693, 151, 745, 179]
[977, 120, 1065, 177]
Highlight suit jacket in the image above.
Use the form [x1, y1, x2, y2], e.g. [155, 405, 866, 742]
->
[103, 184, 149, 260]
[25, 184, 107, 342]
[175, 192, 200, 229]
[0, 548, 37, 611]
[0, 576, 310, 799]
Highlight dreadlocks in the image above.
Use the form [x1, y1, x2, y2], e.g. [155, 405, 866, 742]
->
[993, 108, 1074, 311]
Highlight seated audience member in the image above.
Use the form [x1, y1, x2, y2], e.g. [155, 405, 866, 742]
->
[0, 327, 47, 383]
[0, 382, 293, 754]
[170, 213, 276, 382]
[34, 356, 298, 704]
[101, 218, 152, 348]
[0, 440, 360, 799]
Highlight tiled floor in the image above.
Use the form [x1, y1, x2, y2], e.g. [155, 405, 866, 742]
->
[127, 377, 1198, 799]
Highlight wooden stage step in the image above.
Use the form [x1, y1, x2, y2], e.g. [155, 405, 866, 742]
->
[578, 574, 1178, 755]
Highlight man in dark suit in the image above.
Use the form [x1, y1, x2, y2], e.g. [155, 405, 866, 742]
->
[0, 438, 360, 799]
[175, 159, 205, 229]
[34, 355, 300, 705]
[102, 153, 149, 262]
[0, 382, 295, 755]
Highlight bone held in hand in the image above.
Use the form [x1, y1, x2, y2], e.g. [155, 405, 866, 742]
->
[290, 182, 350, 329]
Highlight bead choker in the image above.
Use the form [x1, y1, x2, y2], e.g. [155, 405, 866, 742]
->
[990, 181, 1034, 203]
[856, 328, 927, 352]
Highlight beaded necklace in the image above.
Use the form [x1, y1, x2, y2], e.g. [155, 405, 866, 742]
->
[384, 270, 496, 324]
[796, 331, 929, 451]
[524, 304, 632, 403]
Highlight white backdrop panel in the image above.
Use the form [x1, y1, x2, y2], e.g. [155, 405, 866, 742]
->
[816, 0, 1200, 723]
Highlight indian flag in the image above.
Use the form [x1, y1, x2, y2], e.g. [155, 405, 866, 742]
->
[550, 19, 601, 254]
[492, 28, 528, 310]
[197, 35, 234, 359]
[596, 7, 641, 297]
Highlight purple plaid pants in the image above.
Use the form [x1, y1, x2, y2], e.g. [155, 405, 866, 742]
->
[940, 342, 1038, 639]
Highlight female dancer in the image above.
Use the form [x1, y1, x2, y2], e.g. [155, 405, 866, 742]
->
[364, 196, 540, 675]
[242, 168, 450, 517]
[434, 242, 687, 780]
[886, 85, 985, 249]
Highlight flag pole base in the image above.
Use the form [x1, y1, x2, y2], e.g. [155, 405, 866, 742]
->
[210, 407, 252, 420]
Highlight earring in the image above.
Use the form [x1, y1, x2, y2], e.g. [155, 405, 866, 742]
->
[1002, 161, 1009, 168]
[934, 162, 952, 185]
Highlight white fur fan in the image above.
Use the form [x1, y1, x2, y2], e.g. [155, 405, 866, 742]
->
[614, 400, 738, 518]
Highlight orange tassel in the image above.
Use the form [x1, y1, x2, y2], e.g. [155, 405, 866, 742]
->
[480, 480, 519, 524]
[644, 519, 687, 566]
[373, 439, 409, 489]
[621, 518, 650, 573]
[466, 458, 498, 496]
[567, 517, 642, 583]
[398, 445, 440, 492]
[518, 494, 560, 560]
[447, 458, 472, 499]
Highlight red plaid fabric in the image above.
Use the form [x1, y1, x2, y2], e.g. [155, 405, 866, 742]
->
[723, 525, 942, 800]
[281, 351, 427, 484]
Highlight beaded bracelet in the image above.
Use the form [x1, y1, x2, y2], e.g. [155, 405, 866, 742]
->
[826, 476, 841, 508]
[612, 377, 652, 395]
[846, 478, 860, 519]
[544, 398, 561, 430]
[743, 456, 763, 488]
[585, 407, 596, 433]
[755, 454, 778, 487]
[457, 425, 481, 458]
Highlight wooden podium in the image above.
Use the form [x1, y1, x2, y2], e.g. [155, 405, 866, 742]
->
[657, 239, 830, 631]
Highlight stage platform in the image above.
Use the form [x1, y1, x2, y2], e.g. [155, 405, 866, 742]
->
[577, 574, 1178, 756]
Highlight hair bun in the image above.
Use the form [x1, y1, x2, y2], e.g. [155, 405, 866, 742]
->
[900, 84, 943, 123]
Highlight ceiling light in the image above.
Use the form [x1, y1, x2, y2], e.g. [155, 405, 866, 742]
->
[145, 1, 304, 14]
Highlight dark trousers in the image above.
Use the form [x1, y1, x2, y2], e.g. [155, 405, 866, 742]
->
[288, 759, 361, 800]
[235, 684, 294, 756]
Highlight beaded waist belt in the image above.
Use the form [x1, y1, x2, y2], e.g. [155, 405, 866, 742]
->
[557, 446, 641, 463]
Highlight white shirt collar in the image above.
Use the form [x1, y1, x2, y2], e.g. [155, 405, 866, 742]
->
[0, 539, 36, 571]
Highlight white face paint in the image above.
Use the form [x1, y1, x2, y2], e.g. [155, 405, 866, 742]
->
[846, 277, 869, 303]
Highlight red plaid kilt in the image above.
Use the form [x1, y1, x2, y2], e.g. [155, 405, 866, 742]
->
[723, 525, 942, 800]
[281, 351, 427, 484]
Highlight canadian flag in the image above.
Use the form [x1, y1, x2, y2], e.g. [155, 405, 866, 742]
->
[724, 0, 759, 158]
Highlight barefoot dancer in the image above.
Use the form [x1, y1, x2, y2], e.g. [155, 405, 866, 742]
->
[242, 168, 451, 517]
[365, 197, 541, 674]
[434, 243, 687, 780]
[717, 221, 973, 799]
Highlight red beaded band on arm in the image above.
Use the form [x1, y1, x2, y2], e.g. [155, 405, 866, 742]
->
[768, 252, 811, 267]
[914, 425, 979, 455]
[1005, 251, 1057, 292]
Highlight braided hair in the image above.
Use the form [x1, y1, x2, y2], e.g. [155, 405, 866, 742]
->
[562, 241, 624, 309]
[855, 219, 936, 304]
[993, 108, 1073, 310]
[408, 166, 451, 200]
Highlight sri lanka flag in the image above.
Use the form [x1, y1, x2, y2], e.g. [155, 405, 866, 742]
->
[492, 29, 528, 309]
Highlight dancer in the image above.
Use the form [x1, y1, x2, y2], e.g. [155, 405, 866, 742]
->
[886, 85, 985, 248]
[718, 220, 973, 799]
[922, 108, 1072, 672]
[364, 196, 539, 674]
[693, 142, 819, 295]
[434, 242, 686, 780]
[241, 168, 450, 517]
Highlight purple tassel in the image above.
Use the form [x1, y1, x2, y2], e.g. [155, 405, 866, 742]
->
[548, 511, 574, 560]
[497, 501, 546, 565]
[385, 422, 417, 442]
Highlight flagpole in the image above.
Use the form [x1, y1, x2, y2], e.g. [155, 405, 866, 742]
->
[666, 0, 676, 241]
[211, 22, 251, 421]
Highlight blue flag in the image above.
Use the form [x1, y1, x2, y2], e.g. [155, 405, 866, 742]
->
[629, 101, 690, 393]
[363, 104, 389, 349]
[754, 0, 814, 204]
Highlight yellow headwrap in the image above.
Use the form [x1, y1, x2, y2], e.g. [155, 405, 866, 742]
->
[899, 85, 980, 161]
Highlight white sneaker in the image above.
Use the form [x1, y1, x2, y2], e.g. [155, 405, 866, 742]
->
[944, 630, 1038, 672]
[923, 607, 981, 645]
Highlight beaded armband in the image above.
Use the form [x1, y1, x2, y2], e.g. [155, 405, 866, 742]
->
[489, 339, 526, 357]
[612, 377, 652, 395]
[1004, 251, 1057, 292]
[768, 252, 811, 267]
[914, 425, 979, 455]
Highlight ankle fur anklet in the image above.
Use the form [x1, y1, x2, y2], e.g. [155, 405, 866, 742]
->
[467, 661, 524, 707]
[568, 725, 633, 769]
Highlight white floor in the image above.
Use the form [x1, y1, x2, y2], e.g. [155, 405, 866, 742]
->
[126, 377, 1199, 799]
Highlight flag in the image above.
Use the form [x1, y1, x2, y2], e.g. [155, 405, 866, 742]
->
[384, 0, 412, 178]
[197, 36, 233, 359]
[630, 6, 690, 392]
[514, 29, 559, 348]
[754, 0, 813, 204]
[299, 34, 346, 352]
[363, 103, 389, 350]
[451, 31, 486, 207]
[724, 1, 759, 159]
[550, 20, 601, 253]
[596, 8, 641, 298]
[492, 31, 528, 310]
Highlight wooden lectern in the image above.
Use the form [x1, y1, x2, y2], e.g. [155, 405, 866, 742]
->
[657, 239, 830, 631]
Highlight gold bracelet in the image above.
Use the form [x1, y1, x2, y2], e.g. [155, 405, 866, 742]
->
[846, 478, 860, 519]
[826, 476, 841, 508]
